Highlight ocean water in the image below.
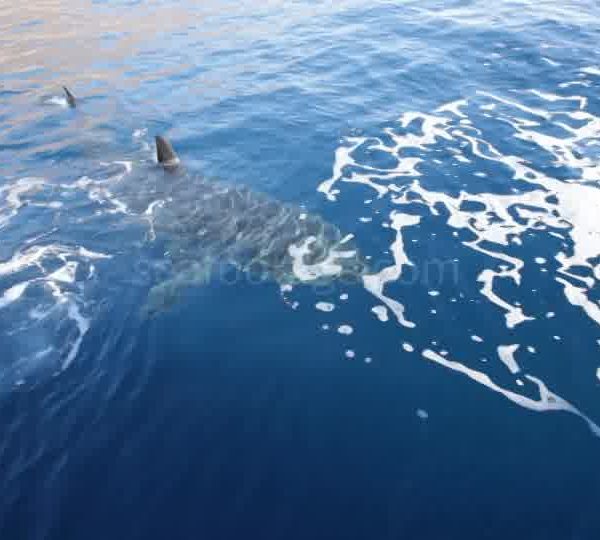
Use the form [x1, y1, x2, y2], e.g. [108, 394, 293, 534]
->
[1, 0, 600, 538]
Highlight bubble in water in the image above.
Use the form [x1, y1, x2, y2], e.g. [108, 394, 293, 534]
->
[416, 409, 429, 420]
[402, 343, 414, 353]
[315, 302, 335, 312]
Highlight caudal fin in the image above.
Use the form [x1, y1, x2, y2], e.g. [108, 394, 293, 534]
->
[155, 135, 180, 168]
[62, 86, 76, 108]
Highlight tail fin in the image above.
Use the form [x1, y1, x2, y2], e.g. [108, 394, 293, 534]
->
[155, 135, 180, 168]
[62, 86, 76, 108]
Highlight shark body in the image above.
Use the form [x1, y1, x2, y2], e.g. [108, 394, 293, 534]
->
[130, 137, 368, 314]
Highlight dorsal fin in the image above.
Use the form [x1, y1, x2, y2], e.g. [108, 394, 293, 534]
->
[62, 86, 76, 108]
[155, 135, 180, 168]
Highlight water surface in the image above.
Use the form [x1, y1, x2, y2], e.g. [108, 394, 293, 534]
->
[1, 1, 600, 538]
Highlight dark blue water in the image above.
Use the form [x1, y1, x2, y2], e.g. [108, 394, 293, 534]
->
[2, 1, 600, 538]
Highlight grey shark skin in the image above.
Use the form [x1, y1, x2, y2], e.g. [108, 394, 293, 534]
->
[62, 86, 76, 108]
[138, 136, 368, 316]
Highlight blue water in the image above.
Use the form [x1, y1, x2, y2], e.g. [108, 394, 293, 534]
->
[2, 1, 600, 538]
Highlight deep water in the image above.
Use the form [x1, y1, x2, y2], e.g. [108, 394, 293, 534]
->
[1, 1, 600, 538]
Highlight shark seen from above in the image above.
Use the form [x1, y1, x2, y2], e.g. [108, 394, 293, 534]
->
[51, 87, 369, 315]
[137, 136, 369, 315]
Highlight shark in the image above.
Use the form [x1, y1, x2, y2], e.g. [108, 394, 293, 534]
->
[125, 136, 369, 315]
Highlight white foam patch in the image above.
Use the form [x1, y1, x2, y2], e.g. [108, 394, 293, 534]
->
[366, 96, 599, 329]
[371, 305, 389, 322]
[0, 282, 29, 310]
[436, 99, 468, 118]
[86, 183, 129, 215]
[315, 302, 335, 313]
[528, 89, 586, 110]
[318, 113, 454, 202]
[0, 245, 110, 276]
[581, 66, 600, 76]
[318, 88, 600, 434]
[0, 162, 142, 386]
[62, 298, 91, 369]
[66, 163, 133, 216]
[559, 81, 590, 89]
[0, 177, 46, 230]
[48, 261, 78, 284]
[556, 278, 600, 326]
[422, 349, 600, 437]
[477, 91, 552, 120]
[0, 243, 109, 380]
[289, 237, 356, 282]
[541, 57, 560, 67]
[394, 180, 556, 327]
[362, 212, 419, 328]
[318, 139, 364, 201]
[113, 161, 133, 175]
[497, 344, 521, 374]
[46, 96, 69, 108]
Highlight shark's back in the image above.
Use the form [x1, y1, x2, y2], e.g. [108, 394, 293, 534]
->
[136, 136, 367, 314]
[151, 172, 364, 281]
